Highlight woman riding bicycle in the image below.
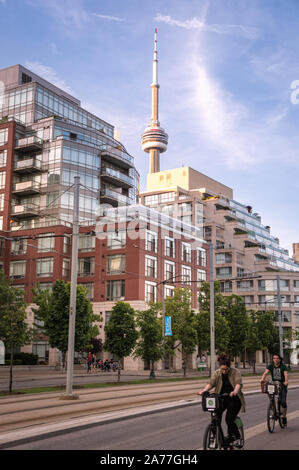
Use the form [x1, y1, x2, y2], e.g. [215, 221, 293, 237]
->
[260, 353, 288, 426]
[198, 354, 246, 444]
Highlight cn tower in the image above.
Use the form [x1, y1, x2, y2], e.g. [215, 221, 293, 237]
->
[141, 28, 168, 173]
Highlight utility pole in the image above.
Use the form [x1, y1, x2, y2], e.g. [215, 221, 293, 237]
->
[210, 243, 215, 376]
[276, 274, 284, 359]
[64, 176, 80, 399]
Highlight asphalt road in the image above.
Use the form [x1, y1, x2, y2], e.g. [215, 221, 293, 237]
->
[4, 389, 299, 451]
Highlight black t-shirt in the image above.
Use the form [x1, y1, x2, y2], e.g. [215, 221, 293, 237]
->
[220, 373, 234, 394]
[266, 363, 288, 383]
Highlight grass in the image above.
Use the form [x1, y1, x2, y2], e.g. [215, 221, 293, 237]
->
[0, 375, 207, 397]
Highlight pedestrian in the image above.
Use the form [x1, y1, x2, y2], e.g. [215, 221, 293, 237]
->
[91, 353, 96, 373]
[87, 351, 92, 374]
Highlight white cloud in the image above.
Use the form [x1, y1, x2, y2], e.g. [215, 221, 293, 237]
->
[24, 61, 73, 95]
[155, 13, 259, 40]
[92, 13, 125, 22]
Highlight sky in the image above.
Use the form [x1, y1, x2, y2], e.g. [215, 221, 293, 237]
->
[1, 0, 299, 255]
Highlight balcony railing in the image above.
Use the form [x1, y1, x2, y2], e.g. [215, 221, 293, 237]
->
[12, 181, 41, 195]
[15, 136, 43, 152]
[11, 203, 40, 218]
[14, 158, 42, 173]
[101, 167, 134, 188]
[100, 187, 132, 205]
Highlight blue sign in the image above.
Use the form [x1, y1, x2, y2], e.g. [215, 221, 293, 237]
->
[164, 316, 172, 336]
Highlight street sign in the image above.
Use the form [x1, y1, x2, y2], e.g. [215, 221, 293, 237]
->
[164, 316, 172, 336]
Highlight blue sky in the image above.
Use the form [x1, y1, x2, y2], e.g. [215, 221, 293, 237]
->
[1, 0, 299, 255]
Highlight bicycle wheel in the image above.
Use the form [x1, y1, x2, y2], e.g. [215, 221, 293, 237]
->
[203, 424, 218, 450]
[267, 402, 275, 433]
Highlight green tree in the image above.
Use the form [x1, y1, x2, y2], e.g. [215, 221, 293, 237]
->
[245, 311, 263, 373]
[164, 288, 198, 377]
[134, 303, 164, 379]
[222, 295, 249, 364]
[32, 280, 99, 368]
[104, 301, 138, 382]
[196, 281, 230, 357]
[0, 271, 34, 392]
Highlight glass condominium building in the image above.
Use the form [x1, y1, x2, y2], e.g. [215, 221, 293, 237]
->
[0, 64, 139, 233]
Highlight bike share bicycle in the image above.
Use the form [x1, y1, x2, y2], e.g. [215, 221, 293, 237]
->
[202, 392, 245, 450]
[262, 381, 286, 433]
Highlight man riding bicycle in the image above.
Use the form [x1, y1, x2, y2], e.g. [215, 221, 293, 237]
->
[198, 354, 246, 445]
[260, 353, 288, 426]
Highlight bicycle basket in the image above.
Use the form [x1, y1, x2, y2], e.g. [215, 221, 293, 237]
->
[202, 393, 220, 412]
[265, 382, 278, 395]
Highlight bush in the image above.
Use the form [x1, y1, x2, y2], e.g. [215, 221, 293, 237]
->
[4, 360, 22, 365]
[4, 353, 39, 365]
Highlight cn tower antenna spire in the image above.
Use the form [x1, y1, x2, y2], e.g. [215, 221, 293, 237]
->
[141, 28, 168, 174]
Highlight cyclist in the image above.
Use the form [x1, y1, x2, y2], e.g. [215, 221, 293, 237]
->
[260, 353, 288, 426]
[198, 354, 246, 445]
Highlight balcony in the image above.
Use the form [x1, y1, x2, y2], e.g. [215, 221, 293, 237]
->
[100, 147, 134, 170]
[14, 158, 42, 174]
[11, 203, 40, 219]
[15, 136, 43, 153]
[100, 187, 132, 206]
[12, 181, 41, 196]
[100, 167, 134, 189]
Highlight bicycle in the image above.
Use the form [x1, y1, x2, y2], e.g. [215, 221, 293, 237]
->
[262, 381, 285, 433]
[201, 392, 245, 450]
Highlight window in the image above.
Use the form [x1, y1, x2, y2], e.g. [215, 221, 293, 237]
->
[294, 280, 299, 292]
[146, 230, 158, 253]
[144, 194, 158, 206]
[145, 256, 157, 278]
[294, 296, 299, 307]
[197, 249, 206, 267]
[10, 238, 27, 255]
[182, 265, 192, 284]
[160, 192, 174, 203]
[36, 258, 54, 277]
[197, 269, 206, 286]
[79, 233, 95, 252]
[242, 295, 254, 305]
[0, 150, 7, 166]
[165, 261, 175, 281]
[182, 242, 192, 263]
[145, 282, 157, 303]
[0, 172, 6, 189]
[62, 258, 70, 277]
[0, 216, 2, 230]
[64, 235, 71, 254]
[220, 281, 232, 293]
[107, 230, 126, 249]
[107, 254, 126, 275]
[280, 280, 289, 291]
[216, 252, 232, 264]
[165, 286, 174, 298]
[237, 280, 253, 291]
[106, 280, 125, 301]
[258, 279, 277, 291]
[0, 193, 4, 211]
[0, 129, 8, 146]
[78, 257, 95, 276]
[80, 282, 94, 300]
[216, 267, 232, 279]
[165, 237, 175, 258]
[37, 233, 55, 252]
[9, 260, 26, 279]
[105, 311, 112, 324]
